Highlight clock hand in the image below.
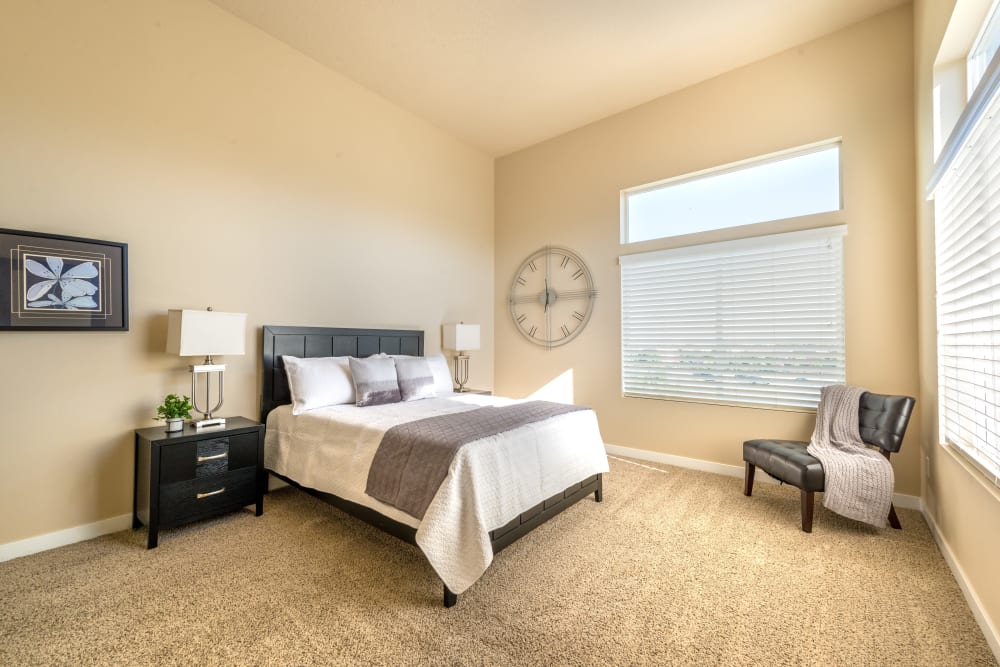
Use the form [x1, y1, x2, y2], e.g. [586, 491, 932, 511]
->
[510, 294, 544, 304]
[544, 278, 549, 312]
[556, 288, 598, 301]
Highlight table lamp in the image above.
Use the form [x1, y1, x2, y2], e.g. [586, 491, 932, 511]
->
[443, 322, 480, 392]
[166, 308, 247, 428]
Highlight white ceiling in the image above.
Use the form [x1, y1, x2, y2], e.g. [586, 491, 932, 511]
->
[209, 0, 908, 156]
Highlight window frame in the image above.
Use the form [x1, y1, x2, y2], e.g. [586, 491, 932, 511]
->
[929, 2, 1000, 488]
[927, 36, 1000, 487]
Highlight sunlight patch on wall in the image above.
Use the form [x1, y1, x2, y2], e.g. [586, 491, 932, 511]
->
[527, 368, 575, 404]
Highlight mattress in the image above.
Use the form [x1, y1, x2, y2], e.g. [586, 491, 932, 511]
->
[264, 393, 609, 594]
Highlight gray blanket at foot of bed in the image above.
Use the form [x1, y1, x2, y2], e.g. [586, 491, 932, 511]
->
[365, 400, 588, 520]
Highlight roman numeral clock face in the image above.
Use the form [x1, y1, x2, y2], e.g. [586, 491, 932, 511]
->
[509, 246, 597, 348]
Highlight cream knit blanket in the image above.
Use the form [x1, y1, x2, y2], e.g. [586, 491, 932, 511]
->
[806, 385, 894, 528]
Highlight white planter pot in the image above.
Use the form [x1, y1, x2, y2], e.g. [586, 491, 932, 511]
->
[165, 418, 184, 433]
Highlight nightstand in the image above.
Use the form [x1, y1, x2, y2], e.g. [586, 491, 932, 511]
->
[133, 417, 264, 548]
[457, 389, 492, 395]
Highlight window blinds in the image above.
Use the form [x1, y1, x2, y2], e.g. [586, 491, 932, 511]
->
[932, 70, 1000, 486]
[620, 226, 846, 409]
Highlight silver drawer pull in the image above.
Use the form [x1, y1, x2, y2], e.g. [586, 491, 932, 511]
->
[197, 452, 228, 462]
[196, 487, 226, 499]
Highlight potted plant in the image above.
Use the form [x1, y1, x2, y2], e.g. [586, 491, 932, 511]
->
[155, 393, 194, 432]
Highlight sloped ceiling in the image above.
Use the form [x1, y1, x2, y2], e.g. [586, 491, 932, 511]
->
[209, 0, 909, 156]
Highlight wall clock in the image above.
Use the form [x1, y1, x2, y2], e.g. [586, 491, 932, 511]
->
[509, 246, 597, 348]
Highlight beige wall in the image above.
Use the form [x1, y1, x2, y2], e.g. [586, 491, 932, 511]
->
[495, 7, 921, 494]
[915, 0, 1000, 646]
[0, 0, 494, 545]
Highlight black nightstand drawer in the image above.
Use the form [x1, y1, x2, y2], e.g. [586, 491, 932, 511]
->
[160, 467, 257, 526]
[160, 439, 225, 484]
[159, 433, 260, 484]
[195, 438, 229, 477]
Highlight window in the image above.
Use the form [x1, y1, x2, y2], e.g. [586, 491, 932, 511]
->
[620, 226, 846, 409]
[930, 10, 1000, 486]
[622, 143, 841, 244]
[967, 0, 1000, 95]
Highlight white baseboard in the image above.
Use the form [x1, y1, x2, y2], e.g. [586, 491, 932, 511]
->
[0, 477, 289, 561]
[923, 510, 1000, 662]
[603, 443, 923, 510]
[0, 513, 133, 563]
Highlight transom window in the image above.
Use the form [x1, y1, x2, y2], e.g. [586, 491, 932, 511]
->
[621, 142, 841, 244]
[967, 0, 1000, 94]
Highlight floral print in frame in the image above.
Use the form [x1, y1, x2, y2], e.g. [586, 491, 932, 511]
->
[1, 229, 128, 331]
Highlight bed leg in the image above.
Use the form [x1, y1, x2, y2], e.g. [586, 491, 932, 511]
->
[594, 474, 603, 503]
[443, 585, 457, 608]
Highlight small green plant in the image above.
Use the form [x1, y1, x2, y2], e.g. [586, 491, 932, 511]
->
[155, 393, 194, 421]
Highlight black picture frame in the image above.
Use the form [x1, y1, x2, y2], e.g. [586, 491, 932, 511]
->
[0, 228, 128, 331]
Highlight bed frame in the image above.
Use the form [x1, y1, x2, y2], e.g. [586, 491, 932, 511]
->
[261, 325, 603, 607]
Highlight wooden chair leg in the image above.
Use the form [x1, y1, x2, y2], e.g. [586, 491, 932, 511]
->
[888, 503, 902, 530]
[801, 490, 814, 533]
[744, 462, 755, 496]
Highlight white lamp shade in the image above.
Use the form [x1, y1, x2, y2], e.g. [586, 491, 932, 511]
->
[443, 323, 480, 351]
[166, 309, 247, 357]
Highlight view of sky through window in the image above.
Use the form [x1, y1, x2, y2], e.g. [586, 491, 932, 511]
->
[624, 144, 841, 243]
[967, 0, 1000, 95]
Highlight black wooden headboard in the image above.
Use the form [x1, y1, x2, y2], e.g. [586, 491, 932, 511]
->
[260, 325, 424, 421]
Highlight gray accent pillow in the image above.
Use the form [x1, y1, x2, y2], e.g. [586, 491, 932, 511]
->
[348, 356, 401, 407]
[391, 353, 455, 395]
[394, 357, 437, 401]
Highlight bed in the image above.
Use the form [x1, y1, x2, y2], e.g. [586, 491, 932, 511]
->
[260, 325, 608, 607]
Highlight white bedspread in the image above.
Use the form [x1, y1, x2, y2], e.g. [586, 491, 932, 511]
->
[264, 394, 609, 594]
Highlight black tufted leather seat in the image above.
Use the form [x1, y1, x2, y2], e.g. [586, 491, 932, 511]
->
[742, 392, 915, 533]
[742, 440, 824, 492]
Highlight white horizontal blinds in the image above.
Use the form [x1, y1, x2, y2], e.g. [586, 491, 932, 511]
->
[933, 68, 1000, 486]
[621, 226, 846, 409]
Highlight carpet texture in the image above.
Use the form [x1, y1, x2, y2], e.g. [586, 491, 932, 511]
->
[0, 457, 994, 666]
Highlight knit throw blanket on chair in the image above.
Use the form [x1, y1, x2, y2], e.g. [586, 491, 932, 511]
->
[806, 384, 894, 528]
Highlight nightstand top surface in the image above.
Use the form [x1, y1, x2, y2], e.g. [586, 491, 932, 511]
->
[135, 416, 261, 443]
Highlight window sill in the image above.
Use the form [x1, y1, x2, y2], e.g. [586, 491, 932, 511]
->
[622, 392, 815, 414]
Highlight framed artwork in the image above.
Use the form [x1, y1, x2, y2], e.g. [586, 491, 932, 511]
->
[0, 228, 128, 331]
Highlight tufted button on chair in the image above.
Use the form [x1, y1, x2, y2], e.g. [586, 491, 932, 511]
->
[742, 392, 915, 532]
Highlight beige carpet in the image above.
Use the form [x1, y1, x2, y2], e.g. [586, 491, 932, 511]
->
[0, 457, 994, 666]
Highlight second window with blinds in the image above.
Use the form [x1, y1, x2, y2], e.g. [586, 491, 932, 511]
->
[620, 142, 846, 410]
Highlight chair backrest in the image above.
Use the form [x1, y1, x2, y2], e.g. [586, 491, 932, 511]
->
[859, 392, 916, 453]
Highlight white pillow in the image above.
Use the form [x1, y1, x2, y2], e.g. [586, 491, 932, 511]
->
[392, 353, 454, 395]
[426, 354, 456, 395]
[282, 355, 355, 415]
